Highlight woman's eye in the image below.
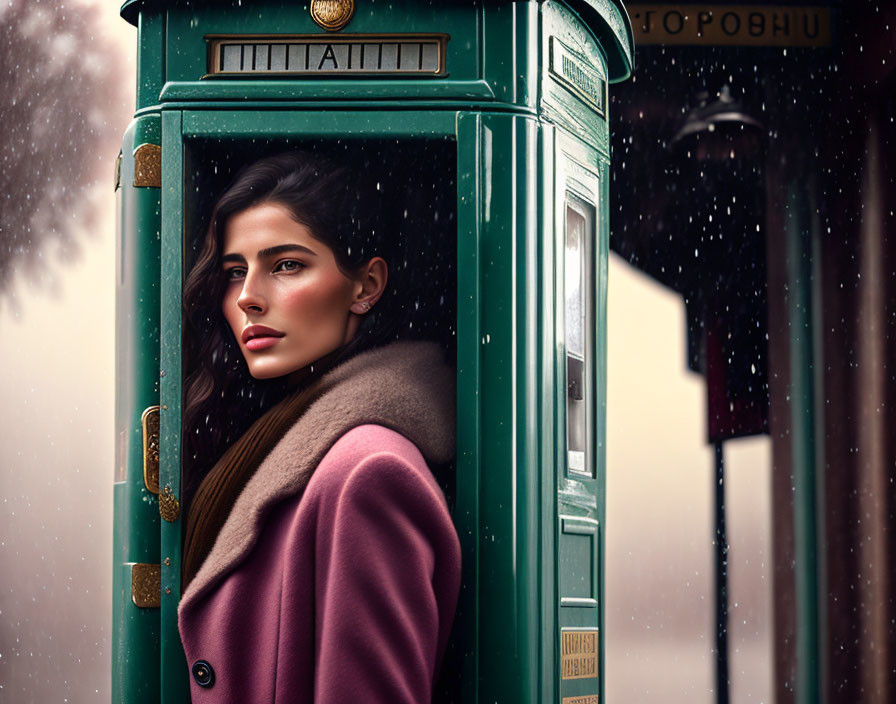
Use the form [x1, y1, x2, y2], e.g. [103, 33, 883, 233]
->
[224, 267, 246, 281]
[274, 260, 304, 273]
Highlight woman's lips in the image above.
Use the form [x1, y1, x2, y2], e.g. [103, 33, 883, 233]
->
[245, 336, 282, 351]
[241, 325, 285, 351]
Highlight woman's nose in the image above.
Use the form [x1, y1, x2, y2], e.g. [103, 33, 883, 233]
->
[236, 273, 266, 314]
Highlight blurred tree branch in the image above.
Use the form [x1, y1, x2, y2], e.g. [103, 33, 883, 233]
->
[0, 0, 130, 297]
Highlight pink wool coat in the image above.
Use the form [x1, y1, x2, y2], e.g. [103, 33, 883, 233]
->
[178, 342, 460, 703]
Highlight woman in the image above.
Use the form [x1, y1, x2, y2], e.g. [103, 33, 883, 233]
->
[178, 151, 460, 703]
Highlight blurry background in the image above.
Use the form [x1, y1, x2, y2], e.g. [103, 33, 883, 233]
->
[1, 2, 892, 703]
[606, 4, 896, 703]
[606, 261, 772, 703]
[0, 1, 135, 701]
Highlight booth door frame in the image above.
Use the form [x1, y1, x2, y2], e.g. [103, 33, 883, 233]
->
[160, 108, 481, 703]
[157, 108, 594, 703]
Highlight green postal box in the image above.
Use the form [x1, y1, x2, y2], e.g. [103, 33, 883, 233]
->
[112, 1, 633, 702]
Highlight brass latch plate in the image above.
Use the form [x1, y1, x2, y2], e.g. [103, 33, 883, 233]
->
[131, 563, 161, 608]
[133, 143, 161, 188]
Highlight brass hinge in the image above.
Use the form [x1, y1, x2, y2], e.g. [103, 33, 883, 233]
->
[131, 563, 161, 608]
[133, 143, 161, 187]
[142, 406, 160, 494]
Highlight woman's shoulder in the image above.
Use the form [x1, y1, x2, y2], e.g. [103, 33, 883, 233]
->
[324, 423, 426, 466]
[304, 424, 448, 512]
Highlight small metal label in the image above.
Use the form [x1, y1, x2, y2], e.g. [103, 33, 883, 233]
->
[131, 563, 161, 608]
[561, 628, 599, 680]
[563, 696, 599, 704]
[310, 0, 355, 32]
[133, 144, 161, 188]
[549, 38, 606, 117]
[142, 406, 160, 495]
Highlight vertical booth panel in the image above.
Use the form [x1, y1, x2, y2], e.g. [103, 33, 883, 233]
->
[159, 109, 188, 703]
[113, 114, 162, 704]
[454, 110, 483, 704]
[554, 134, 609, 704]
[474, 111, 544, 703]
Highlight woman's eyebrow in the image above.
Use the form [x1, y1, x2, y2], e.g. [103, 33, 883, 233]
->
[221, 244, 317, 264]
[257, 243, 317, 258]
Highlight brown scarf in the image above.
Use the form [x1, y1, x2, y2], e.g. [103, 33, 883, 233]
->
[182, 352, 340, 589]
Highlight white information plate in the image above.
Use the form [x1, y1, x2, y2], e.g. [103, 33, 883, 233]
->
[206, 34, 448, 77]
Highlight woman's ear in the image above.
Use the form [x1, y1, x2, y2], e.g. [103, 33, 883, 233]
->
[350, 257, 388, 314]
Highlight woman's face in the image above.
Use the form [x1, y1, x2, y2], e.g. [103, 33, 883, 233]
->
[220, 202, 362, 380]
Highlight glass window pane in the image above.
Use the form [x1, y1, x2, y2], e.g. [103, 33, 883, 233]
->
[566, 205, 585, 359]
[565, 201, 590, 475]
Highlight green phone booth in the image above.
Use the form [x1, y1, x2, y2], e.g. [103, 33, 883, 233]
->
[113, 1, 633, 701]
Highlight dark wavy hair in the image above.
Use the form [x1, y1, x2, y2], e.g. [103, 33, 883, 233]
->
[181, 150, 403, 488]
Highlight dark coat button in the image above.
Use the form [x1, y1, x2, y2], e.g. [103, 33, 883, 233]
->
[192, 660, 215, 688]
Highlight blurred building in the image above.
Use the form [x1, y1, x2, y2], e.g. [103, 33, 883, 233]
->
[611, 2, 896, 702]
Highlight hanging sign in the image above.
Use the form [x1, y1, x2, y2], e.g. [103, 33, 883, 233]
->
[627, 5, 832, 46]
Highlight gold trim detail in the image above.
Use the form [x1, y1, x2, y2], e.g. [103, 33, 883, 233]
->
[142, 406, 160, 495]
[133, 143, 161, 188]
[131, 563, 161, 608]
[310, 0, 355, 31]
[114, 152, 122, 192]
[561, 628, 599, 680]
[159, 486, 180, 523]
[562, 696, 599, 704]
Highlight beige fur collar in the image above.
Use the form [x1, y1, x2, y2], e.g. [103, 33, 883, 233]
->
[179, 340, 455, 612]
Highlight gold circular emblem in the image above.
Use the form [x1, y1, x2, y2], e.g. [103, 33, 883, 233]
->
[310, 0, 355, 32]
